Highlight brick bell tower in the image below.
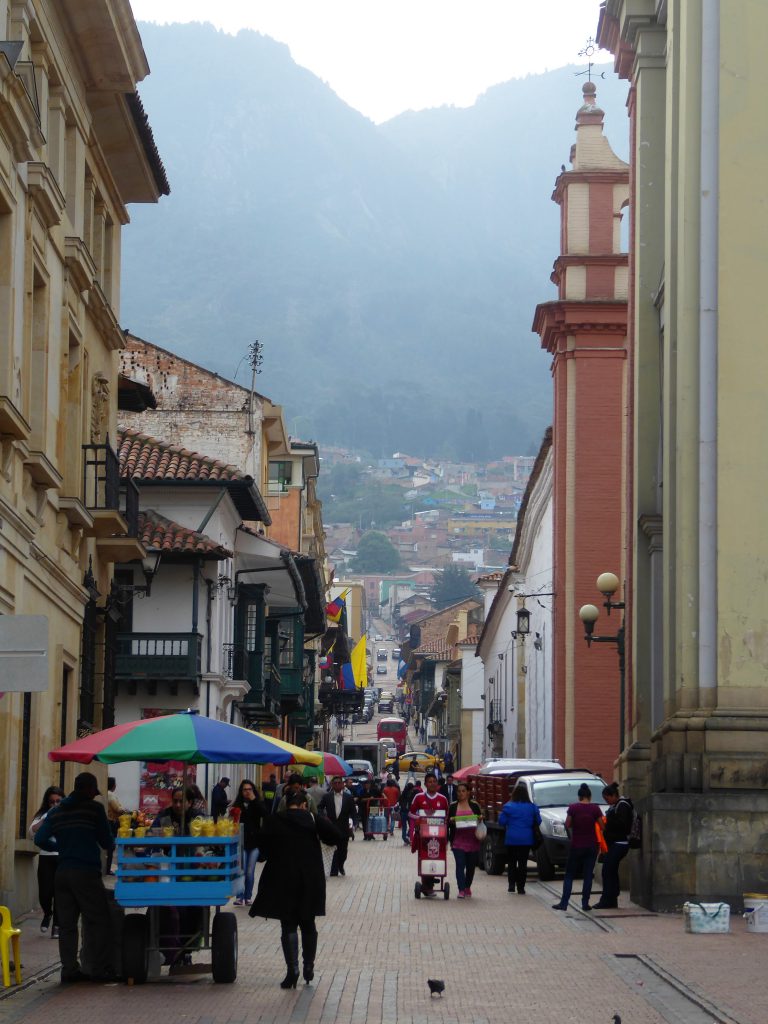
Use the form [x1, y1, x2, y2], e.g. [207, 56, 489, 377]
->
[532, 81, 629, 782]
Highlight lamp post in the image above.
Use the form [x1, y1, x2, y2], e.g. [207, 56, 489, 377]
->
[578, 572, 626, 752]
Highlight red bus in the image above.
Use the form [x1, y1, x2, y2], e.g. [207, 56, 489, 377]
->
[377, 716, 407, 755]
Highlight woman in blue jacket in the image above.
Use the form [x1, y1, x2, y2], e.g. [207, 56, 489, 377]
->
[498, 785, 541, 894]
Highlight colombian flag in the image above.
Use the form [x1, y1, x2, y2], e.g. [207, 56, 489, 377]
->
[340, 663, 356, 691]
[325, 589, 349, 623]
[350, 635, 368, 689]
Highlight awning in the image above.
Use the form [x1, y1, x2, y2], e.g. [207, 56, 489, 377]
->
[234, 530, 305, 610]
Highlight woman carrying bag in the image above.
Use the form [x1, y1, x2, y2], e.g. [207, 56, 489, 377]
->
[448, 782, 484, 899]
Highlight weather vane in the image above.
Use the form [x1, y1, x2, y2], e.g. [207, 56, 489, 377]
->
[576, 36, 605, 82]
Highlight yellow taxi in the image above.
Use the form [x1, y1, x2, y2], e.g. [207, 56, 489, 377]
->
[384, 751, 446, 774]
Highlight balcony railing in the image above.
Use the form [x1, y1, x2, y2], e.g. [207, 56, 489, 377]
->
[83, 438, 120, 511]
[225, 643, 280, 715]
[122, 479, 140, 537]
[115, 633, 202, 681]
[277, 666, 304, 709]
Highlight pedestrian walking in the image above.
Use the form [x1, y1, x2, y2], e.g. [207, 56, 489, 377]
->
[593, 782, 633, 909]
[410, 773, 449, 897]
[262, 773, 278, 810]
[211, 776, 230, 821]
[307, 775, 327, 808]
[443, 750, 455, 775]
[318, 776, 357, 875]
[34, 771, 115, 983]
[28, 786, 64, 935]
[448, 782, 483, 899]
[551, 782, 603, 911]
[498, 784, 542, 894]
[233, 779, 267, 905]
[399, 781, 415, 843]
[104, 777, 123, 875]
[440, 774, 458, 803]
[276, 773, 319, 815]
[249, 788, 341, 988]
[382, 775, 401, 834]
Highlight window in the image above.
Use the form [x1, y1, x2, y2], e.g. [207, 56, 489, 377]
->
[268, 461, 292, 493]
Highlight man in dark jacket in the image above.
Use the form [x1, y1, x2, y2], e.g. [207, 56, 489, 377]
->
[318, 776, 356, 876]
[211, 776, 230, 821]
[440, 775, 458, 804]
[35, 771, 114, 983]
[594, 782, 634, 909]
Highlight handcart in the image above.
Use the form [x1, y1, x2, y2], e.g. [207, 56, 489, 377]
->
[365, 799, 389, 840]
[48, 710, 324, 986]
[116, 833, 243, 984]
[413, 812, 450, 899]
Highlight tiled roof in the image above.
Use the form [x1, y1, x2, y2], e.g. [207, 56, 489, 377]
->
[414, 638, 454, 661]
[475, 571, 504, 584]
[118, 427, 244, 482]
[139, 510, 231, 558]
[457, 632, 482, 646]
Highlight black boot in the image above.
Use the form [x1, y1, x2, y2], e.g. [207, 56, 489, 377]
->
[301, 923, 317, 984]
[280, 931, 299, 989]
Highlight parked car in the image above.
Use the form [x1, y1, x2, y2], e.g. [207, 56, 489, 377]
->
[384, 751, 445, 773]
[376, 664, 388, 675]
[346, 759, 374, 784]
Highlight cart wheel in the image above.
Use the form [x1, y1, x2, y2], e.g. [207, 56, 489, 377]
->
[443, 883, 450, 901]
[383, 834, 388, 841]
[414, 882, 422, 900]
[122, 913, 149, 985]
[211, 911, 238, 984]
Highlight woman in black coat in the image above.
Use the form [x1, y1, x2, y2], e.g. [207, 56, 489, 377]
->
[249, 788, 341, 988]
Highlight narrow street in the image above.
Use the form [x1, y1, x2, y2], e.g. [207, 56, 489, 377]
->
[1, 834, 762, 1024]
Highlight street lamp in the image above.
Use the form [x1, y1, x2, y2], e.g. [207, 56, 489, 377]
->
[578, 572, 626, 751]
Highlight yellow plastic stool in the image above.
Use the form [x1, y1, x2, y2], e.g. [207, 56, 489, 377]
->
[0, 906, 22, 987]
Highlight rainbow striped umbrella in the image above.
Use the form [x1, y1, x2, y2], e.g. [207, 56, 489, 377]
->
[48, 711, 322, 767]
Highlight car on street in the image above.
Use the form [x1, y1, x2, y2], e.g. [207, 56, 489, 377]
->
[374, 634, 383, 641]
[384, 750, 445, 773]
[378, 699, 393, 712]
[376, 664, 388, 675]
[346, 759, 374, 784]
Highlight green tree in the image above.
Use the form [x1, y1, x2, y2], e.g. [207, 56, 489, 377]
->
[351, 531, 401, 573]
[430, 565, 480, 610]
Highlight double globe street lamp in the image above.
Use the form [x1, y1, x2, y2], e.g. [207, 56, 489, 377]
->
[578, 572, 626, 752]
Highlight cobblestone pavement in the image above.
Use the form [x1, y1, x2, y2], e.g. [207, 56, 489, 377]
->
[1, 835, 764, 1024]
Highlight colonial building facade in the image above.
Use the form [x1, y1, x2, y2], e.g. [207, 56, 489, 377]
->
[598, 0, 768, 908]
[0, 0, 167, 913]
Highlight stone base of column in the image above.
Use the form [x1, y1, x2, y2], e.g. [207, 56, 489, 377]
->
[630, 788, 768, 911]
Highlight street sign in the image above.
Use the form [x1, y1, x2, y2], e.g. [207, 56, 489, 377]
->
[0, 615, 49, 691]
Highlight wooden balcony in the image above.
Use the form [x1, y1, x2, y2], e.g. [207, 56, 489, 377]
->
[115, 632, 202, 682]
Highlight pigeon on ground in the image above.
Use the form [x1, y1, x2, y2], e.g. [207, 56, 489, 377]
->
[427, 979, 445, 997]
[612, 1015, 622, 1024]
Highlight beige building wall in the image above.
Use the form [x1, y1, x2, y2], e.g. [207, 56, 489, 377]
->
[600, 0, 768, 909]
[0, 0, 166, 913]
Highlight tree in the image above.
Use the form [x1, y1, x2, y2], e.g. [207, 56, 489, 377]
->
[430, 565, 480, 610]
[351, 531, 401, 574]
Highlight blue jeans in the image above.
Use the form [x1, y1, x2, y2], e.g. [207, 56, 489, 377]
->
[452, 848, 478, 892]
[559, 846, 597, 908]
[401, 812, 410, 842]
[238, 847, 260, 901]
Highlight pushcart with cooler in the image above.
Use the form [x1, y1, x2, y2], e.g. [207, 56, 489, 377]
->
[413, 811, 450, 899]
[365, 798, 389, 840]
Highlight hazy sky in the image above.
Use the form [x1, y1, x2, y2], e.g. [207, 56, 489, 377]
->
[129, 0, 610, 123]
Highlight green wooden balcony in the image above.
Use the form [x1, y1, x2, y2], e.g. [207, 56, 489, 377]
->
[116, 633, 202, 681]
[276, 666, 304, 710]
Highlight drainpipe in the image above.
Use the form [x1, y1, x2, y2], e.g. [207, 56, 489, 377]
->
[699, 0, 719, 693]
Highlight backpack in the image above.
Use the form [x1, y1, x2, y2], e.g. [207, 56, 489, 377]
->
[617, 797, 642, 849]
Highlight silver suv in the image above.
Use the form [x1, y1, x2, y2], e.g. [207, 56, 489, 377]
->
[514, 771, 606, 880]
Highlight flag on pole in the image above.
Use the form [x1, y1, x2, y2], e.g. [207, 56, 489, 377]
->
[350, 635, 367, 689]
[340, 663, 356, 691]
[325, 589, 349, 623]
[397, 658, 408, 680]
[319, 639, 336, 671]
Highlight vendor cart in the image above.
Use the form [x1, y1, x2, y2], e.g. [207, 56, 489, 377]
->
[413, 812, 450, 900]
[49, 710, 322, 985]
[116, 834, 242, 983]
[364, 799, 389, 840]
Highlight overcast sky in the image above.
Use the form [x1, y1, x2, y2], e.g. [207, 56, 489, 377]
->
[129, 0, 610, 123]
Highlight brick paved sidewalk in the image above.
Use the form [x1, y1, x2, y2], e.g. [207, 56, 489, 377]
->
[1, 838, 764, 1024]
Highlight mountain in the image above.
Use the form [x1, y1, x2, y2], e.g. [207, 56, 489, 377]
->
[121, 22, 629, 459]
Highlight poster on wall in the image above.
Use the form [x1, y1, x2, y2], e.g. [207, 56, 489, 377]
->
[139, 708, 197, 817]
